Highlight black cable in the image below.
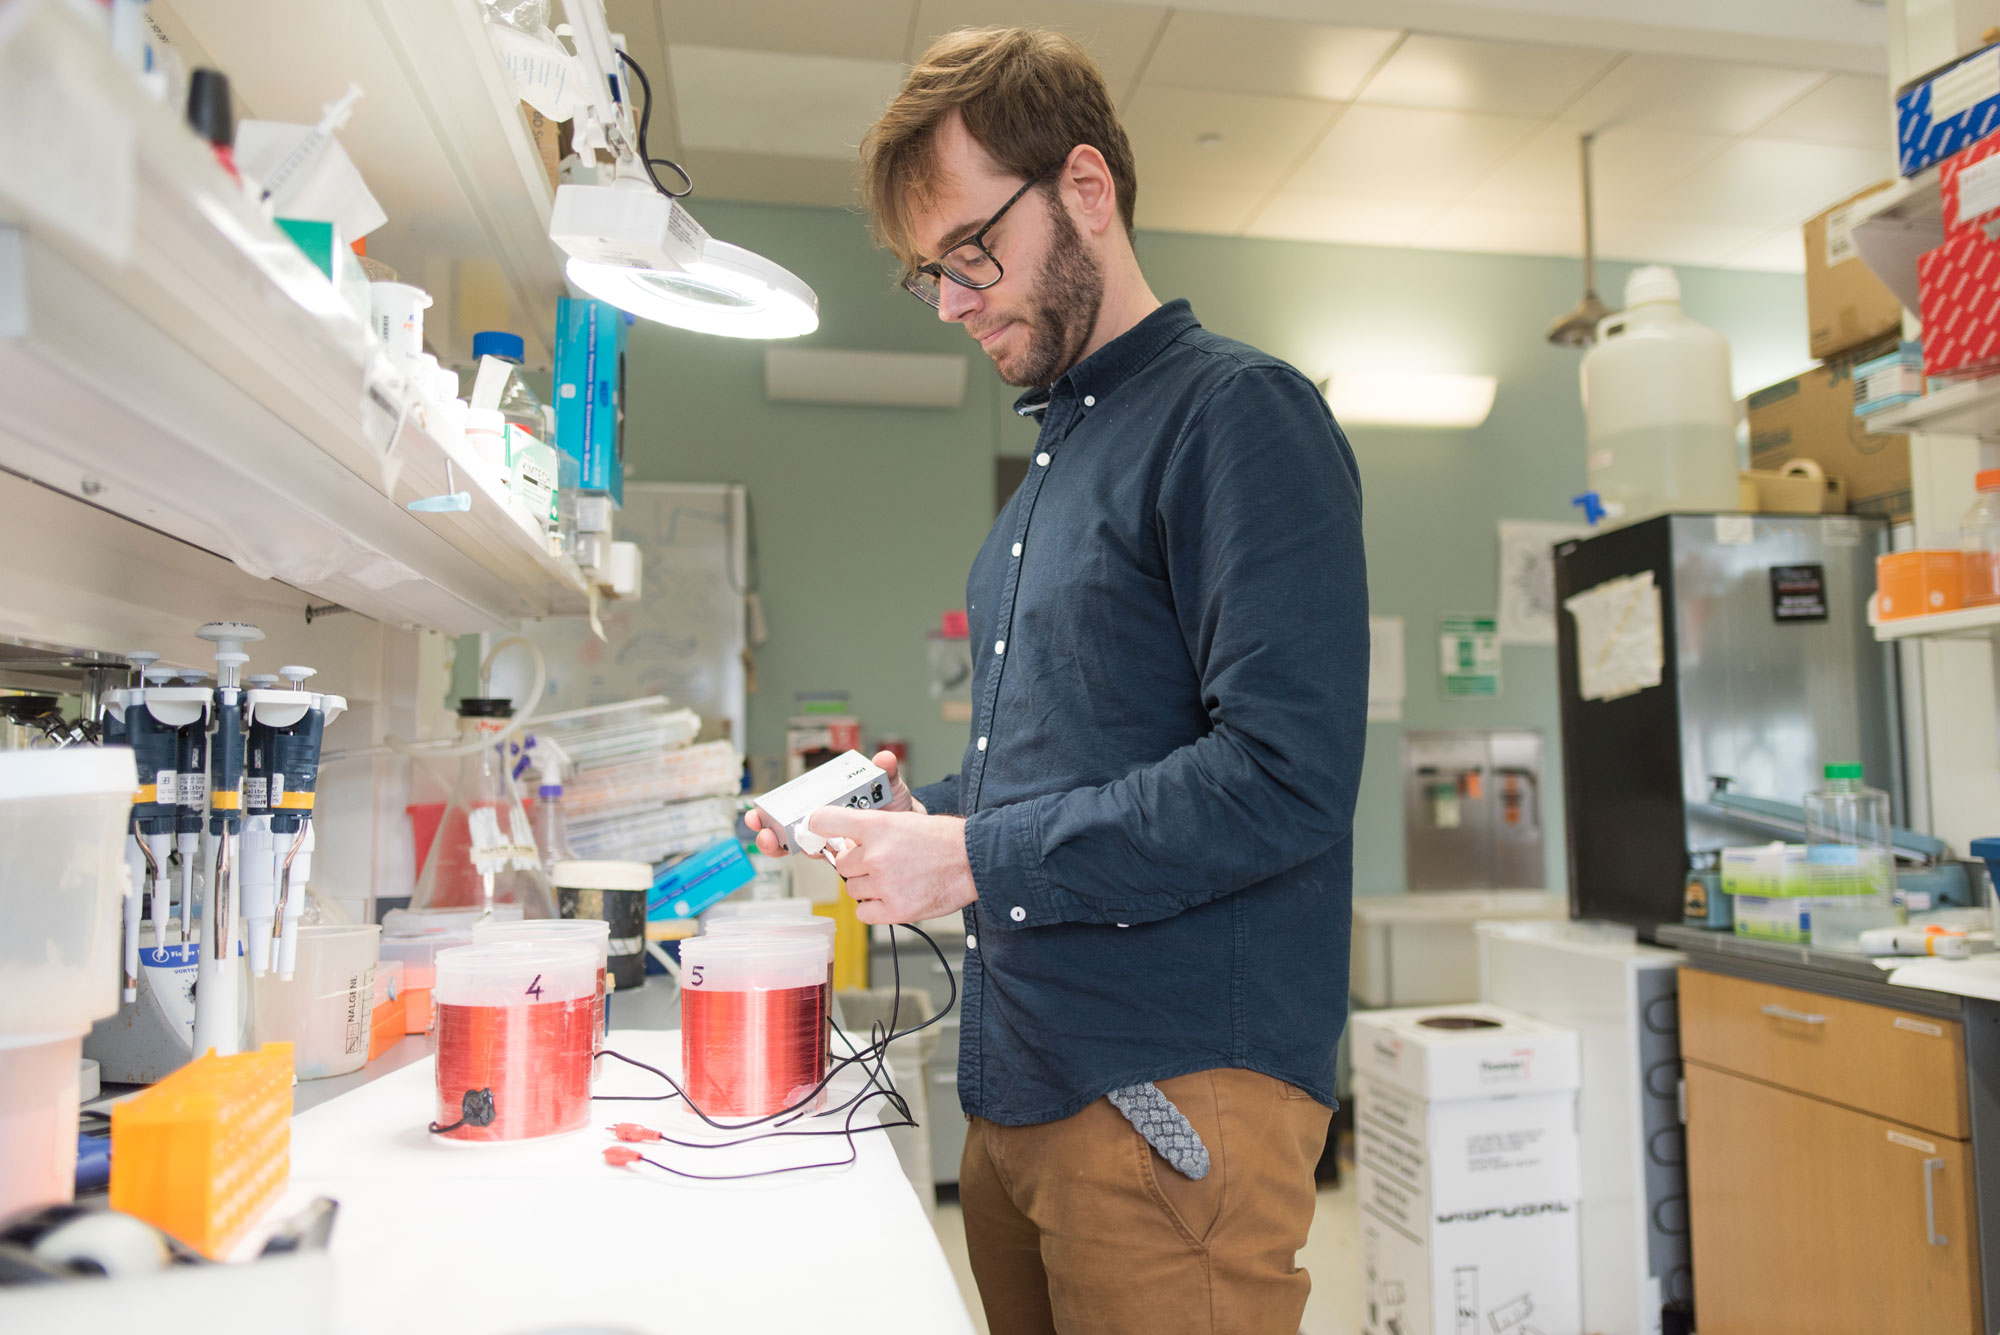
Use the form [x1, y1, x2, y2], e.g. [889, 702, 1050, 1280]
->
[617, 1088, 914, 1182]
[615, 49, 693, 198]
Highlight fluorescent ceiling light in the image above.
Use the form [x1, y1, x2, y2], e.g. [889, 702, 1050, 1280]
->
[565, 241, 818, 339]
[1321, 371, 1496, 428]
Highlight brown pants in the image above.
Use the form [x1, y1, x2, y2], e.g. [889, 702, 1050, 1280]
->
[961, 1068, 1333, 1335]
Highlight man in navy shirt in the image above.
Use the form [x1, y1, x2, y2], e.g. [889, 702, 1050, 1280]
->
[747, 26, 1367, 1335]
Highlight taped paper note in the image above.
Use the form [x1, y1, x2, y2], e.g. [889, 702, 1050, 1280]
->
[1497, 520, 1588, 645]
[1564, 572, 1664, 702]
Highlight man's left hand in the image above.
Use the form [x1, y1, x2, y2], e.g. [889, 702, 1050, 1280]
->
[805, 807, 977, 925]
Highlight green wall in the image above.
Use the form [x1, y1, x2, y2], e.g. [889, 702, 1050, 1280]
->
[623, 199, 1811, 897]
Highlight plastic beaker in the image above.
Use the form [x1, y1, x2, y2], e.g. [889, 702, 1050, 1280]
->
[251, 923, 380, 1079]
[432, 940, 598, 1142]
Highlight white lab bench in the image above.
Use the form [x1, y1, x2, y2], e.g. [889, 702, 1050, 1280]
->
[7, 978, 975, 1335]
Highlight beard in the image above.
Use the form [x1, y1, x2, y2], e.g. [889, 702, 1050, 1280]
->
[990, 192, 1105, 388]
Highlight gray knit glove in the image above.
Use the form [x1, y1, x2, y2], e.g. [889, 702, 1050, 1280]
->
[1108, 1081, 1210, 1180]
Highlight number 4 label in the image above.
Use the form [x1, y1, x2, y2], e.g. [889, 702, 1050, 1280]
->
[525, 974, 543, 999]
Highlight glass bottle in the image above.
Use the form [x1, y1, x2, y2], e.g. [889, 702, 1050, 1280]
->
[471, 330, 546, 453]
[1804, 763, 1895, 910]
[409, 698, 555, 918]
[1961, 469, 2000, 606]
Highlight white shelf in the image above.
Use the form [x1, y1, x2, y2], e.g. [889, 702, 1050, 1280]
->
[0, 1, 588, 636]
[149, 0, 565, 366]
[1864, 376, 2000, 437]
[1874, 604, 2000, 641]
[1848, 168, 1942, 317]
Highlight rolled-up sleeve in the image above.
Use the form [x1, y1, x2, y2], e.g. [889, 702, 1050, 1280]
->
[966, 367, 1367, 930]
[912, 772, 961, 817]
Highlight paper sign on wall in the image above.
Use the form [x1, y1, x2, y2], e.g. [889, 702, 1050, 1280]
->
[1497, 520, 1589, 645]
[1440, 615, 1501, 698]
[1369, 616, 1405, 722]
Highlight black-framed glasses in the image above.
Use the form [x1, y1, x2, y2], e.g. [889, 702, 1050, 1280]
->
[902, 166, 1060, 309]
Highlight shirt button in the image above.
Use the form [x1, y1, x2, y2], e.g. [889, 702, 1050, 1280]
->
[1010, 906, 1026, 923]
[1012, 542, 1023, 558]
[994, 640, 1006, 655]
[1036, 452, 1051, 466]
[966, 934, 977, 950]
[977, 736, 988, 751]
[1083, 394, 1096, 407]
[1117, 923, 1130, 928]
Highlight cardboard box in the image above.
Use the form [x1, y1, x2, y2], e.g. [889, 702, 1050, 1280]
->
[1805, 184, 1909, 360]
[1877, 548, 1966, 618]
[552, 296, 626, 505]
[1355, 1032, 1584, 1335]
[523, 102, 561, 190]
[1897, 43, 2000, 177]
[1733, 894, 1864, 943]
[1361, 1191, 1582, 1335]
[1720, 843, 1813, 898]
[1350, 1005, 1584, 1103]
[1919, 231, 2000, 378]
[1941, 128, 2000, 235]
[1746, 355, 1912, 523]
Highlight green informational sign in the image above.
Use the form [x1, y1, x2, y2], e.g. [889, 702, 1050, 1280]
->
[1440, 614, 1501, 698]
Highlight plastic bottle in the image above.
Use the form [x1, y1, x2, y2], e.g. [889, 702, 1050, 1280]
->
[1960, 469, 2000, 606]
[409, 698, 556, 919]
[527, 756, 576, 879]
[1579, 266, 1741, 527]
[1804, 763, 1895, 909]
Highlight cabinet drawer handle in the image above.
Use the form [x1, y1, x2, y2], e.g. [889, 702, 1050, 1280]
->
[1924, 1157, 1949, 1247]
[1759, 1004, 1826, 1025]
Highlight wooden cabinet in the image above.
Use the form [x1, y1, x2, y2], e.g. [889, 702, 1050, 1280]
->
[1679, 967, 1967, 1137]
[1682, 968, 1985, 1334]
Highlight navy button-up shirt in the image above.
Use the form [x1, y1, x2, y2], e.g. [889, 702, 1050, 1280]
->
[911, 300, 1368, 1126]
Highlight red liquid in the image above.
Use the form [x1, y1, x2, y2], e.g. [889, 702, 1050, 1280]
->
[681, 984, 828, 1117]
[435, 997, 595, 1141]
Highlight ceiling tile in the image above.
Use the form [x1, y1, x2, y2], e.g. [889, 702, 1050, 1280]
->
[1420, 205, 1579, 258]
[1594, 214, 1774, 268]
[1467, 122, 1733, 217]
[1246, 194, 1443, 247]
[1355, 33, 1615, 119]
[649, 0, 914, 61]
[1284, 104, 1541, 204]
[1720, 228, 1809, 273]
[1560, 54, 1826, 136]
[1141, 14, 1400, 102]
[1649, 136, 1889, 231]
[1134, 184, 1265, 235]
[909, 1, 1167, 101]
[670, 45, 905, 160]
[678, 150, 860, 209]
[1122, 86, 1340, 193]
[1755, 74, 1895, 148]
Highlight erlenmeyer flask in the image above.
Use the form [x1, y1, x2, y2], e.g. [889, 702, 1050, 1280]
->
[409, 698, 556, 918]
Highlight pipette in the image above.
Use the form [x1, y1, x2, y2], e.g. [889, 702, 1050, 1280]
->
[122, 666, 211, 952]
[256, 82, 363, 206]
[192, 622, 262, 1058]
[266, 667, 345, 979]
[172, 670, 213, 946]
[105, 652, 154, 1003]
[240, 675, 281, 976]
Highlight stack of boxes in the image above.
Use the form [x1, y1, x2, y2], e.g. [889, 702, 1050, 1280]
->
[1353, 1005, 1583, 1335]
[1744, 183, 1912, 524]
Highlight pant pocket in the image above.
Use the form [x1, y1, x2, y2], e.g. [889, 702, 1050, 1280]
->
[1134, 1076, 1227, 1248]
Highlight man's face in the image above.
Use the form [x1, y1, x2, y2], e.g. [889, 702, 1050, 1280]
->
[908, 119, 1105, 388]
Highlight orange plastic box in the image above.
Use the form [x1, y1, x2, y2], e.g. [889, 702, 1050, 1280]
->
[110, 1042, 293, 1258]
[1876, 549, 1965, 620]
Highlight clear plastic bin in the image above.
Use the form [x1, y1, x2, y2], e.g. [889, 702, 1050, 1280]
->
[252, 924, 380, 1079]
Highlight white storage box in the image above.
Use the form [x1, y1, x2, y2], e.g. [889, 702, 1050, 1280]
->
[1354, 1005, 1583, 1335]
[1350, 1003, 1582, 1101]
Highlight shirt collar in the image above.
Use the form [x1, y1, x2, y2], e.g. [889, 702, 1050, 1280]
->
[1011, 299, 1200, 418]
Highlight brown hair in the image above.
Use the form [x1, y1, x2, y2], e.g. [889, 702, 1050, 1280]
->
[860, 27, 1137, 269]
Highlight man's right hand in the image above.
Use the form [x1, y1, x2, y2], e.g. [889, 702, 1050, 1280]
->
[745, 749, 924, 859]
